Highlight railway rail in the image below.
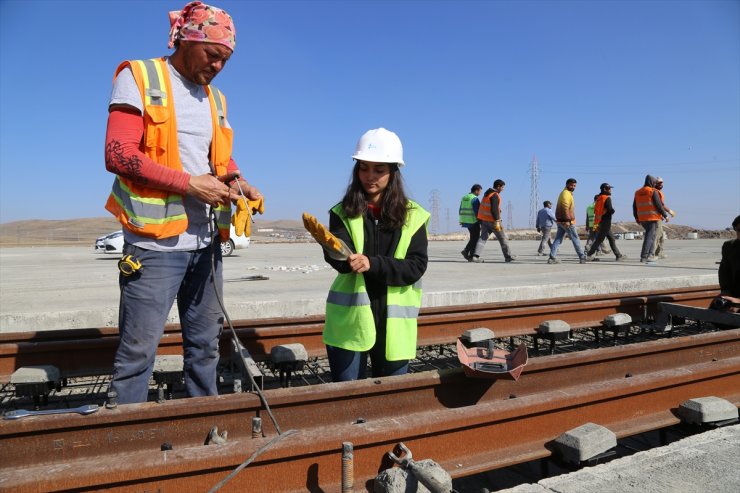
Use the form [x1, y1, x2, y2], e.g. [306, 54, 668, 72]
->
[0, 285, 719, 381]
[1, 285, 738, 493]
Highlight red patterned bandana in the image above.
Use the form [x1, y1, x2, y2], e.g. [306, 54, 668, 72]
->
[168, 1, 236, 51]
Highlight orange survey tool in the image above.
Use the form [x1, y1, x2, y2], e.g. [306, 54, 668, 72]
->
[302, 212, 353, 261]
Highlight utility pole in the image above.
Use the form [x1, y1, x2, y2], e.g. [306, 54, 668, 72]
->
[429, 190, 441, 235]
[507, 200, 513, 230]
[529, 155, 539, 228]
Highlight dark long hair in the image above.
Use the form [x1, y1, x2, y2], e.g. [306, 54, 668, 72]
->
[341, 161, 409, 230]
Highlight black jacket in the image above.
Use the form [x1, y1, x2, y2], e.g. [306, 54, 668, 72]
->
[719, 239, 740, 297]
[325, 207, 428, 332]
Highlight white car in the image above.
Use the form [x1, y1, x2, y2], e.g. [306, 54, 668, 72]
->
[94, 230, 124, 254]
[95, 226, 249, 256]
[222, 225, 251, 256]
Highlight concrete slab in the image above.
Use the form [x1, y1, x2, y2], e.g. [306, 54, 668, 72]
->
[678, 397, 739, 425]
[270, 343, 308, 364]
[10, 365, 60, 384]
[497, 425, 740, 493]
[538, 320, 571, 334]
[0, 239, 723, 332]
[552, 423, 617, 464]
[603, 313, 632, 327]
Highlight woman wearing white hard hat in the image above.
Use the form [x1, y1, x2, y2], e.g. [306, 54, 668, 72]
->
[322, 128, 430, 382]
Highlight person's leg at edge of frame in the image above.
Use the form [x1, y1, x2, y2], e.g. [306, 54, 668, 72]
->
[178, 246, 224, 397]
[111, 246, 187, 404]
[326, 345, 367, 381]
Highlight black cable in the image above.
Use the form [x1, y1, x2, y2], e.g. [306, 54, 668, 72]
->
[207, 210, 282, 433]
[205, 209, 298, 492]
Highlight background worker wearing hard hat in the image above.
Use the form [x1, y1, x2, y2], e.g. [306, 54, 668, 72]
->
[103, 1, 262, 404]
[633, 174, 670, 263]
[653, 177, 676, 259]
[322, 128, 430, 382]
[585, 183, 627, 262]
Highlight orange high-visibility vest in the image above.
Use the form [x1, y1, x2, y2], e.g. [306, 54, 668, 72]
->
[105, 57, 233, 241]
[476, 192, 499, 222]
[593, 194, 608, 227]
[634, 186, 661, 222]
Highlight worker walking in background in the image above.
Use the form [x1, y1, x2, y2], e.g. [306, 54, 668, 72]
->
[535, 200, 555, 256]
[584, 194, 611, 257]
[653, 177, 676, 259]
[586, 183, 627, 262]
[472, 179, 517, 263]
[459, 184, 482, 261]
[715, 215, 740, 312]
[633, 175, 670, 264]
[322, 128, 429, 382]
[548, 178, 586, 264]
[103, 1, 261, 404]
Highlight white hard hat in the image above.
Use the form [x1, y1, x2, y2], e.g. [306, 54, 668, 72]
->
[351, 128, 404, 167]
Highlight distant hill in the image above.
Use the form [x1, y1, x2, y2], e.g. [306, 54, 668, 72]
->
[0, 217, 304, 246]
[0, 218, 732, 247]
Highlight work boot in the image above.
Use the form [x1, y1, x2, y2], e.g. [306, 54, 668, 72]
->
[641, 256, 658, 263]
[579, 256, 587, 264]
[616, 255, 628, 261]
[505, 255, 517, 263]
[461, 250, 471, 261]
[547, 257, 560, 264]
[472, 256, 484, 263]
[537, 252, 547, 256]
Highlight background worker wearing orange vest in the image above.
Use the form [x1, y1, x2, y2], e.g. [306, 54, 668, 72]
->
[633, 175, 670, 264]
[585, 183, 627, 262]
[103, 2, 262, 404]
[471, 179, 517, 263]
[653, 177, 676, 259]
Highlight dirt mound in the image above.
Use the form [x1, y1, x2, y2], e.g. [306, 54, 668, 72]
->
[0, 217, 308, 246]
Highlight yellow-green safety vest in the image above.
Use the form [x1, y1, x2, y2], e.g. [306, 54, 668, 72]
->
[458, 193, 478, 224]
[324, 200, 430, 361]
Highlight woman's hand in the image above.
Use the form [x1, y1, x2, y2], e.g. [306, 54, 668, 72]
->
[347, 253, 370, 273]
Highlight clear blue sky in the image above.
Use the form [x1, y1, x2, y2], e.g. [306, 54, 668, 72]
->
[1, 0, 738, 230]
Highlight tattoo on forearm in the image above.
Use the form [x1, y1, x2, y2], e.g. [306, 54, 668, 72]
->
[106, 140, 148, 185]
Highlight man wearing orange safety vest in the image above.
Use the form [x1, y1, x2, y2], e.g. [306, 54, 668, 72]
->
[103, 2, 262, 404]
[471, 179, 517, 263]
[585, 183, 626, 262]
[633, 175, 669, 264]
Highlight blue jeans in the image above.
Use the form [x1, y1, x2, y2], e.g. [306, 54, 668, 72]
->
[326, 341, 409, 382]
[549, 223, 584, 259]
[110, 243, 223, 404]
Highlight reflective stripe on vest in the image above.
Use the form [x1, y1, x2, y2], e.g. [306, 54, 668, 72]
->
[105, 58, 234, 240]
[634, 187, 661, 222]
[324, 201, 430, 360]
[458, 193, 477, 224]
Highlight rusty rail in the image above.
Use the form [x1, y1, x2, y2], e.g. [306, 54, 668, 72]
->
[0, 285, 718, 381]
[1, 327, 738, 492]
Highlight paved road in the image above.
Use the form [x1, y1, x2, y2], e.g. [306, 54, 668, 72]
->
[0, 238, 723, 333]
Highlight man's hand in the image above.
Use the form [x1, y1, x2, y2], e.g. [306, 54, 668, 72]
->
[227, 177, 262, 202]
[536, 227, 541, 233]
[188, 174, 234, 207]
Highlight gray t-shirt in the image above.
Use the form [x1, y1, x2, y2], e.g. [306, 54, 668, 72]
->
[109, 57, 227, 251]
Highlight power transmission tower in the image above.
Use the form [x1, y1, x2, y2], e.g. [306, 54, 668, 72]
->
[507, 200, 513, 230]
[529, 155, 540, 228]
[429, 190, 441, 235]
[445, 208, 451, 234]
